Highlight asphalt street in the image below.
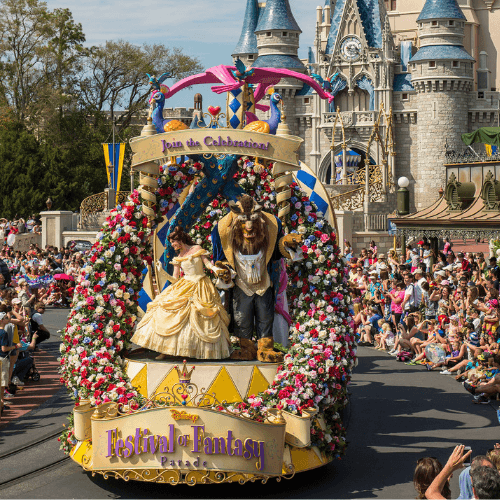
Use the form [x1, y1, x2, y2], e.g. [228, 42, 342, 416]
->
[1, 310, 499, 499]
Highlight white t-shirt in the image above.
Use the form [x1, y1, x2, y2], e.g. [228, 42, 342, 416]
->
[404, 283, 422, 310]
[423, 249, 431, 268]
[32, 313, 43, 326]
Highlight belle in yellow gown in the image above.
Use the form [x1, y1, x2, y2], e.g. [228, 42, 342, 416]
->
[131, 247, 231, 359]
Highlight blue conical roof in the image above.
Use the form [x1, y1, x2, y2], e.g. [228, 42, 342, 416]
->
[233, 0, 260, 55]
[255, 0, 301, 33]
[417, 0, 466, 21]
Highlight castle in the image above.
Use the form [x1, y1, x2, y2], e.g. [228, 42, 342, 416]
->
[231, 0, 500, 224]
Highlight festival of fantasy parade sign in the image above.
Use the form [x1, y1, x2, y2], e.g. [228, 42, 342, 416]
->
[89, 406, 286, 476]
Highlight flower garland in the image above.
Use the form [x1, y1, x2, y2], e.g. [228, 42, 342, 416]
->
[59, 156, 355, 461]
[58, 160, 202, 452]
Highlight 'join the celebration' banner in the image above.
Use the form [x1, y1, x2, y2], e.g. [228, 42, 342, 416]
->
[103, 143, 126, 192]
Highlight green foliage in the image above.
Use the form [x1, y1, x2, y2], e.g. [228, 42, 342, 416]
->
[0, 0, 202, 217]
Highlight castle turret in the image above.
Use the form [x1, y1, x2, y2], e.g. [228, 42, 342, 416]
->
[252, 0, 305, 137]
[253, 0, 304, 72]
[409, 0, 474, 210]
[232, 0, 260, 67]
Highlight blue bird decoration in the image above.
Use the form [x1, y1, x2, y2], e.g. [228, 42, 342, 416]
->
[243, 92, 282, 134]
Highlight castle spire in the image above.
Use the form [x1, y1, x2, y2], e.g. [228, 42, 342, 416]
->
[255, 0, 301, 33]
[417, 0, 466, 22]
[233, 0, 260, 58]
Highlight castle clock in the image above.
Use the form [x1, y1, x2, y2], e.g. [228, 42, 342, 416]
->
[340, 36, 362, 62]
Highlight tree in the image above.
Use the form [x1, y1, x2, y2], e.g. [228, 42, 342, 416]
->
[77, 40, 203, 133]
[0, 0, 86, 126]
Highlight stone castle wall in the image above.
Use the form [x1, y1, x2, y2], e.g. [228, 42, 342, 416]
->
[414, 89, 469, 210]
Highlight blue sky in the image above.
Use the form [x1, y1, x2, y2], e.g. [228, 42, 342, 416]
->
[46, 0, 318, 111]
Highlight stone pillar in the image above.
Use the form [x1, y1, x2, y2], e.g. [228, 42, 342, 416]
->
[105, 188, 116, 210]
[40, 211, 75, 249]
[334, 210, 353, 248]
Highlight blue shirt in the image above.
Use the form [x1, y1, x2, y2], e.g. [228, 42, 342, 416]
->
[0, 328, 9, 358]
[458, 467, 473, 500]
[369, 314, 383, 331]
[468, 331, 480, 347]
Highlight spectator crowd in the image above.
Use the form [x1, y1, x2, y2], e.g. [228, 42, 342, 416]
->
[0, 215, 42, 241]
[0, 241, 90, 418]
[346, 238, 500, 405]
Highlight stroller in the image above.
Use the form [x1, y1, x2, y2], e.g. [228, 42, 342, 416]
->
[18, 348, 41, 382]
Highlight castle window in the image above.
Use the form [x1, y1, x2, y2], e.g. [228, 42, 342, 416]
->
[248, 54, 254, 60]
[402, 93, 409, 101]
[429, 61, 436, 68]
[478, 92, 485, 99]
[266, 32, 272, 37]
[384, 0, 397, 11]
[282, 32, 287, 37]
[452, 60, 459, 68]
[304, 98, 310, 104]
[431, 21, 438, 27]
[448, 20, 455, 26]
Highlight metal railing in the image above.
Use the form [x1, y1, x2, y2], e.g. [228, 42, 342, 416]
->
[80, 191, 131, 228]
[323, 111, 377, 127]
[366, 214, 387, 232]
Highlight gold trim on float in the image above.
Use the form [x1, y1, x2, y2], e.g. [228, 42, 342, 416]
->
[87, 464, 295, 486]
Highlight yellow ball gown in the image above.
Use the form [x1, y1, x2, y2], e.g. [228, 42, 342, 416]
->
[131, 249, 231, 359]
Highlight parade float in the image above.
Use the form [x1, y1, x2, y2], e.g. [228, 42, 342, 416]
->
[60, 61, 356, 485]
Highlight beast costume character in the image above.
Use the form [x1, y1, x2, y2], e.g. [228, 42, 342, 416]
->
[211, 195, 300, 362]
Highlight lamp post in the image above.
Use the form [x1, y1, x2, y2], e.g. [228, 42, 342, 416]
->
[107, 163, 114, 190]
[397, 176, 410, 257]
[397, 176, 410, 216]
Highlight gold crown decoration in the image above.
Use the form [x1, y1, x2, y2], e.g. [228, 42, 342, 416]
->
[174, 359, 195, 384]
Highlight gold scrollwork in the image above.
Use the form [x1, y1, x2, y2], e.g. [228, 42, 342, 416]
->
[79, 192, 107, 226]
[330, 187, 365, 211]
[89, 465, 296, 485]
[202, 111, 227, 129]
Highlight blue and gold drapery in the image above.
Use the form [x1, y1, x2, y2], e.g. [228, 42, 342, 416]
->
[102, 143, 125, 193]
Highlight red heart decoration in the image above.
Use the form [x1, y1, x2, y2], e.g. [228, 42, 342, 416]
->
[181, 394, 188, 400]
[208, 105, 221, 116]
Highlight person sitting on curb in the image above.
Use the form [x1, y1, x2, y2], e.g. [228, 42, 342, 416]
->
[28, 302, 50, 347]
[11, 334, 38, 387]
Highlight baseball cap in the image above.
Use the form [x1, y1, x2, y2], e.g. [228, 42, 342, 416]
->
[0, 312, 7, 321]
[436, 270, 446, 277]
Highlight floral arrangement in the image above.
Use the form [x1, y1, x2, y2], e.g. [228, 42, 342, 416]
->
[189, 158, 355, 457]
[58, 160, 201, 452]
[59, 156, 355, 461]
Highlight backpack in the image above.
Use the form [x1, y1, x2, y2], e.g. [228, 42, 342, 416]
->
[396, 351, 412, 362]
[0, 259, 11, 284]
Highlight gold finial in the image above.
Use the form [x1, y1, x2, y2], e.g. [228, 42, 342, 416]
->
[276, 101, 291, 136]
